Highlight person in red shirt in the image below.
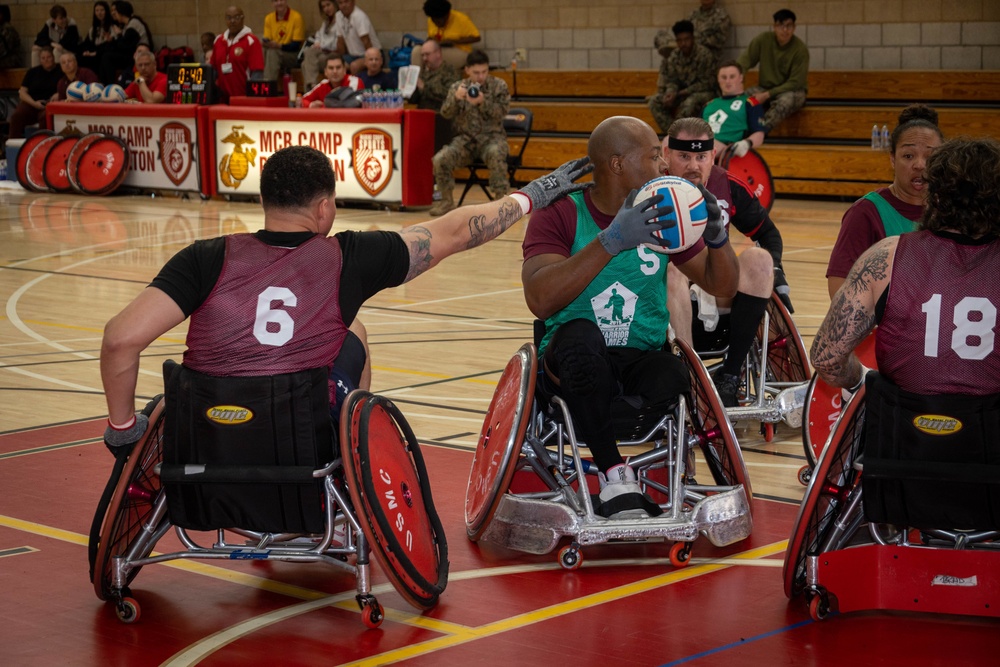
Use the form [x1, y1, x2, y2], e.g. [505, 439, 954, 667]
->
[210, 5, 264, 103]
[123, 49, 166, 102]
[299, 53, 362, 108]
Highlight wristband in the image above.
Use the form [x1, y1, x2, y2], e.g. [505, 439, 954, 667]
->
[509, 191, 531, 216]
[705, 236, 729, 249]
[108, 415, 136, 431]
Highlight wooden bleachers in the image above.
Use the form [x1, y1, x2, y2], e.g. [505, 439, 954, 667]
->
[482, 69, 1000, 199]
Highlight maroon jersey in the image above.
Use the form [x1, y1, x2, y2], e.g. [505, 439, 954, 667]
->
[877, 230, 1000, 395]
[184, 234, 347, 376]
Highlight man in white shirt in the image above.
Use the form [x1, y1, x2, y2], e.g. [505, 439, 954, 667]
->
[333, 0, 380, 75]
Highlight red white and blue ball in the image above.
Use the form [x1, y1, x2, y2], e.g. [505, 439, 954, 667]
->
[634, 175, 708, 254]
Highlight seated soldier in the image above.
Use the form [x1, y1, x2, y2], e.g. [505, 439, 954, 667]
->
[811, 137, 1000, 401]
[703, 60, 767, 158]
[522, 116, 738, 519]
[662, 118, 790, 407]
[100, 146, 592, 450]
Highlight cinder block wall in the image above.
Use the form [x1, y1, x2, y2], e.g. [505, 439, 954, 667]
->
[6, 1, 998, 71]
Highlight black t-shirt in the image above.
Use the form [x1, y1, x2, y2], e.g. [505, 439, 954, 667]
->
[22, 64, 63, 101]
[150, 229, 409, 326]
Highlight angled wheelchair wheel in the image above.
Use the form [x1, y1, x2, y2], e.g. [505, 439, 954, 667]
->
[720, 148, 774, 213]
[801, 333, 878, 467]
[783, 387, 867, 599]
[465, 343, 536, 541]
[674, 338, 753, 506]
[341, 392, 449, 610]
[92, 396, 167, 601]
[756, 293, 810, 385]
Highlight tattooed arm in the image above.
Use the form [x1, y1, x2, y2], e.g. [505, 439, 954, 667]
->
[398, 197, 525, 283]
[810, 236, 898, 388]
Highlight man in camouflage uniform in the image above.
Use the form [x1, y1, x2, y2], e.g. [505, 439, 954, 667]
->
[429, 49, 510, 216]
[648, 20, 716, 135]
[689, 0, 731, 65]
[411, 38, 460, 153]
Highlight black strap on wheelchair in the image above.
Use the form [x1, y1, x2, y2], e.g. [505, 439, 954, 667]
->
[158, 464, 319, 484]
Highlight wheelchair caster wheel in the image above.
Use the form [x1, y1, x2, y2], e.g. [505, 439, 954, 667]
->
[809, 592, 831, 621]
[762, 422, 775, 442]
[359, 596, 384, 629]
[558, 544, 582, 570]
[116, 597, 141, 624]
[797, 465, 812, 486]
[669, 541, 692, 568]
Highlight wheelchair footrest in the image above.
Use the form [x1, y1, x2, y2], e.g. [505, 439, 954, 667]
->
[812, 543, 1000, 618]
[480, 486, 752, 555]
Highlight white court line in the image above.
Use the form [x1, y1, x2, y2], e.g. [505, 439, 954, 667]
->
[383, 287, 523, 309]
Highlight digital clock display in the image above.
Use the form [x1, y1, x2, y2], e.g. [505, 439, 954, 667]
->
[167, 63, 216, 104]
[246, 80, 282, 97]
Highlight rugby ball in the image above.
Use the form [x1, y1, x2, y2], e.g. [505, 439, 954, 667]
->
[66, 80, 88, 101]
[101, 83, 127, 103]
[83, 82, 105, 102]
[634, 175, 708, 254]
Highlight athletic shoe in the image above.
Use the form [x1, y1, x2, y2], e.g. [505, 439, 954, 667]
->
[596, 463, 662, 519]
[713, 371, 740, 408]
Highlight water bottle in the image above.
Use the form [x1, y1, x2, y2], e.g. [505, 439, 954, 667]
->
[881, 125, 890, 151]
[871, 124, 879, 151]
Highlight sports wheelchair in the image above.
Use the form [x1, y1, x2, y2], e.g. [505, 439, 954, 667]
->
[464, 334, 753, 570]
[89, 361, 448, 629]
[694, 292, 811, 443]
[783, 372, 1000, 621]
[716, 146, 774, 213]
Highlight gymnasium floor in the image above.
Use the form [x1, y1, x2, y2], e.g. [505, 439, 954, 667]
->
[0, 183, 996, 665]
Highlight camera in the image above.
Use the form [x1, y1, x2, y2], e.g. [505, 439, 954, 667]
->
[466, 83, 481, 98]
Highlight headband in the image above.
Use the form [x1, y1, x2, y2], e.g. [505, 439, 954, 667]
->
[666, 136, 712, 153]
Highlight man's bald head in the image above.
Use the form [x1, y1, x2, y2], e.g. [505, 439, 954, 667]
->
[588, 116, 655, 166]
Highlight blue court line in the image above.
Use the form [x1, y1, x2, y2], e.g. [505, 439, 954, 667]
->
[659, 619, 814, 666]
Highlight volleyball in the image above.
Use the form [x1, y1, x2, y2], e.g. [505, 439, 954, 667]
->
[101, 84, 127, 103]
[66, 81, 88, 101]
[634, 175, 708, 254]
[83, 82, 105, 102]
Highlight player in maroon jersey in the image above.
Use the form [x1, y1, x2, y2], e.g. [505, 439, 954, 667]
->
[811, 137, 1000, 397]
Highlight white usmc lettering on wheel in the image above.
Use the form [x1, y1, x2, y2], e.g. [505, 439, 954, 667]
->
[380, 468, 414, 552]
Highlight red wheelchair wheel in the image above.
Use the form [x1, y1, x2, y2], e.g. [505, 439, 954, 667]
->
[66, 133, 108, 193]
[757, 293, 810, 385]
[72, 135, 130, 195]
[783, 386, 866, 599]
[24, 134, 64, 192]
[675, 338, 753, 509]
[465, 344, 536, 541]
[341, 392, 448, 609]
[721, 148, 774, 212]
[15, 130, 55, 191]
[43, 135, 81, 193]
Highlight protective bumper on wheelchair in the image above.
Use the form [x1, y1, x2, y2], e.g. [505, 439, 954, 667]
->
[480, 485, 752, 555]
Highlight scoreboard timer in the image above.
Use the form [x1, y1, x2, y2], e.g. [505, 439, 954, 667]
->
[167, 63, 216, 104]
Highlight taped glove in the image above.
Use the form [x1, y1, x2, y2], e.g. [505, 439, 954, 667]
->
[516, 157, 594, 212]
[597, 189, 675, 255]
[773, 266, 794, 313]
[732, 139, 752, 158]
[699, 185, 728, 248]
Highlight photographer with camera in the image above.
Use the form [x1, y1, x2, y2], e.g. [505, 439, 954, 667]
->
[429, 49, 509, 216]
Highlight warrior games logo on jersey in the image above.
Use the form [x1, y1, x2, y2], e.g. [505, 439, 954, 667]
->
[351, 128, 394, 197]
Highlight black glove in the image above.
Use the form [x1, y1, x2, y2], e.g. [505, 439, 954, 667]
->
[597, 189, 675, 255]
[773, 266, 794, 313]
[104, 413, 149, 455]
[698, 185, 727, 248]
[516, 157, 594, 211]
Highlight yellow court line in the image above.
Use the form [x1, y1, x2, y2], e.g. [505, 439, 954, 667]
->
[339, 540, 789, 667]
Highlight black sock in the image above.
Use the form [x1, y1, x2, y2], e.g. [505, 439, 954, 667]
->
[721, 292, 770, 377]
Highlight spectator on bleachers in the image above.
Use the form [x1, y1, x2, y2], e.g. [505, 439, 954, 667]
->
[357, 47, 394, 91]
[411, 39, 457, 111]
[200, 32, 214, 65]
[123, 48, 165, 102]
[8, 46, 61, 138]
[262, 0, 304, 82]
[210, 6, 264, 104]
[299, 53, 362, 108]
[54, 50, 97, 100]
[423, 0, 479, 70]
[654, 0, 732, 64]
[826, 104, 944, 298]
[97, 1, 153, 84]
[32, 5, 79, 67]
[703, 60, 766, 157]
[0, 4, 23, 69]
[429, 49, 509, 216]
[332, 0, 380, 76]
[78, 2, 113, 73]
[736, 8, 808, 133]
[301, 0, 338, 89]
[648, 20, 716, 135]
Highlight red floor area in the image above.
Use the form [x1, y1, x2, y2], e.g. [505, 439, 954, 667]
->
[1, 424, 997, 666]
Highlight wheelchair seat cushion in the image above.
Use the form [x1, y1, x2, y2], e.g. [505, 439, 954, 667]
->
[862, 372, 1000, 530]
[161, 360, 335, 533]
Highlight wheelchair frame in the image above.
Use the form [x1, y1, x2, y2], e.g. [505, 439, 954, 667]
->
[465, 340, 753, 570]
[90, 389, 448, 629]
[783, 385, 1000, 621]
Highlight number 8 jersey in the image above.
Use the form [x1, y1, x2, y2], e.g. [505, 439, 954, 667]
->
[877, 230, 1000, 395]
